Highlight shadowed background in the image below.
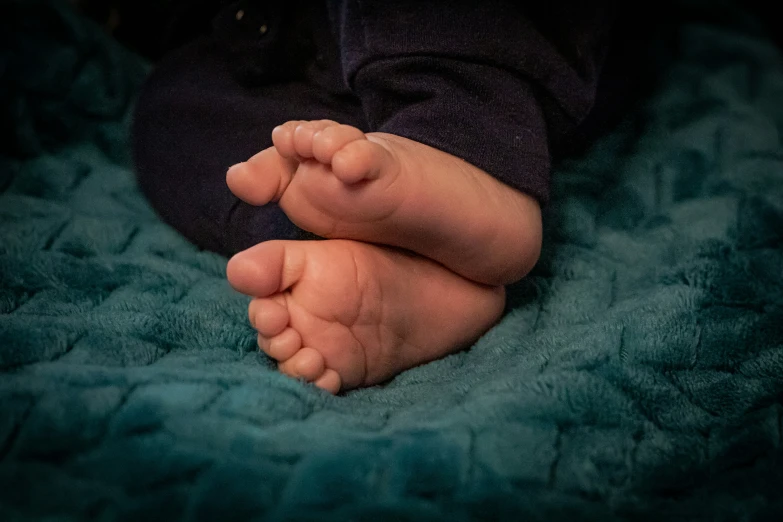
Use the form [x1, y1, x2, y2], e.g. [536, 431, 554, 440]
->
[1, 0, 782, 520]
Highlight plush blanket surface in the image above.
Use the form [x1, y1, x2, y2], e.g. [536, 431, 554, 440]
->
[1, 1, 782, 520]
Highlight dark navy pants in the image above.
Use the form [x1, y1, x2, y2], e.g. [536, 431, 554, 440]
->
[132, 1, 646, 257]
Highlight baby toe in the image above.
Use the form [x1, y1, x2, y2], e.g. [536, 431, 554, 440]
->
[228, 147, 295, 205]
[272, 120, 306, 158]
[313, 368, 342, 394]
[331, 139, 389, 184]
[278, 347, 326, 382]
[248, 297, 289, 337]
[258, 327, 302, 362]
[311, 124, 365, 164]
[293, 120, 338, 158]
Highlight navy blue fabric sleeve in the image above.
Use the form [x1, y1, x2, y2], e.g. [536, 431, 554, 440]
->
[330, 0, 615, 204]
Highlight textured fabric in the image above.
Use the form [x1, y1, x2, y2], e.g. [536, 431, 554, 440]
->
[331, 0, 617, 204]
[2, 1, 783, 521]
[131, 1, 365, 257]
[133, 0, 618, 253]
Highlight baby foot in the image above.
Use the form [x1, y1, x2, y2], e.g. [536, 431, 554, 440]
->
[226, 239, 505, 393]
[226, 120, 542, 286]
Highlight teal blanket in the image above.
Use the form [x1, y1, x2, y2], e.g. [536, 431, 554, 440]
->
[2, 1, 782, 520]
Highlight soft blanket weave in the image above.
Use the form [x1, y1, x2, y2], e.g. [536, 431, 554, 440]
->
[1, 1, 782, 520]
